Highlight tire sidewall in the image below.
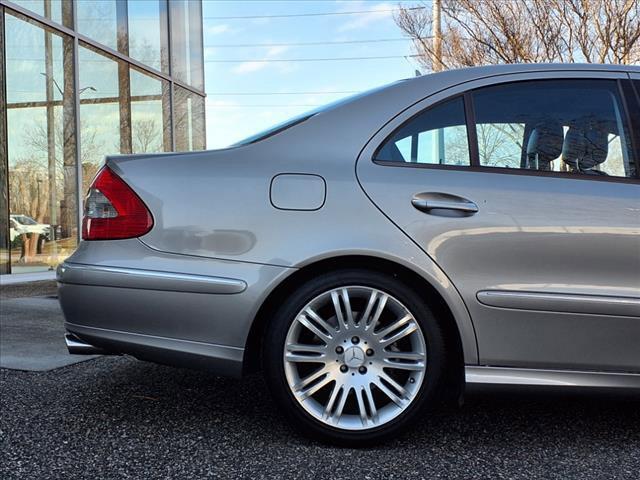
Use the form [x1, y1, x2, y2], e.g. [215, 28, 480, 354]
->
[263, 269, 445, 445]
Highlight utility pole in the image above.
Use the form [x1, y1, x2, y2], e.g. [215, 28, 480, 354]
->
[432, 0, 443, 72]
[432, 0, 445, 163]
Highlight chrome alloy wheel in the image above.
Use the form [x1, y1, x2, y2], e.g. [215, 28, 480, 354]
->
[283, 286, 427, 431]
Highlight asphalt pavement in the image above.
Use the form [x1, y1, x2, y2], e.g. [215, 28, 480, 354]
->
[1, 294, 639, 479]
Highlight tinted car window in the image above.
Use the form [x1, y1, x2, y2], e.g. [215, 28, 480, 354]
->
[375, 97, 470, 166]
[13, 215, 37, 225]
[234, 82, 404, 146]
[472, 80, 636, 178]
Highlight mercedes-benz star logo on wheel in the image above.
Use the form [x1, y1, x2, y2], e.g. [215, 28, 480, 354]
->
[344, 346, 365, 368]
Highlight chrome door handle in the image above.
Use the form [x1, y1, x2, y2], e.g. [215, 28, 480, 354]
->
[411, 192, 479, 214]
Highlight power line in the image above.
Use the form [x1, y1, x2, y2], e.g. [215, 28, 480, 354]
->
[202, 6, 425, 20]
[206, 54, 421, 63]
[207, 90, 358, 96]
[9, 54, 421, 64]
[205, 38, 418, 48]
[206, 104, 323, 108]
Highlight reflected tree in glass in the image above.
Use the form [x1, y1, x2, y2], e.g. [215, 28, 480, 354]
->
[5, 12, 77, 271]
[174, 86, 205, 152]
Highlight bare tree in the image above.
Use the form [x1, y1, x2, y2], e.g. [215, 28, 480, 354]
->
[23, 120, 104, 233]
[8, 157, 50, 263]
[26, 121, 104, 168]
[133, 118, 161, 153]
[396, 0, 640, 71]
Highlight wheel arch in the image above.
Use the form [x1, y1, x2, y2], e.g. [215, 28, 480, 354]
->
[243, 254, 470, 400]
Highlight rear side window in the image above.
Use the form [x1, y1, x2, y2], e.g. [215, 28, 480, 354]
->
[472, 80, 636, 178]
[375, 78, 637, 179]
[374, 97, 470, 166]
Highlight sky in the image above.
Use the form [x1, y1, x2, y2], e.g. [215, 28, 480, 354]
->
[202, 0, 424, 148]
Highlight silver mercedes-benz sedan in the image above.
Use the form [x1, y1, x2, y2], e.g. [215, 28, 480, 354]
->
[58, 63, 640, 444]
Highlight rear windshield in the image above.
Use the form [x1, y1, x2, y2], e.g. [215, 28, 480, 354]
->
[232, 82, 403, 146]
[231, 112, 315, 146]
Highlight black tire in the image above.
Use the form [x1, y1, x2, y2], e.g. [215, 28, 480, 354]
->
[263, 269, 446, 446]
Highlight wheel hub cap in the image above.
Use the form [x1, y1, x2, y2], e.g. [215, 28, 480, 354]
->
[343, 346, 366, 368]
[283, 286, 427, 431]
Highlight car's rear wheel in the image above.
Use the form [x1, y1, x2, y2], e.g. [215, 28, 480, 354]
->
[263, 269, 445, 445]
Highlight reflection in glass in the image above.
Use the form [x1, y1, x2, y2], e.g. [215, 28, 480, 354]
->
[1, 2, 207, 274]
[10, 0, 72, 28]
[130, 68, 171, 153]
[476, 123, 525, 168]
[128, 0, 169, 73]
[174, 86, 206, 151]
[78, 44, 123, 192]
[171, 0, 204, 90]
[0, 12, 8, 273]
[375, 97, 470, 165]
[473, 80, 635, 176]
[76, 0, 118, 52]
[4, 13, 77, 273]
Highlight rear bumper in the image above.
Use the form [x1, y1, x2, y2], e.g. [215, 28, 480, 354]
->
[57, 241, 293, 377]
[64, 321, 244, 376]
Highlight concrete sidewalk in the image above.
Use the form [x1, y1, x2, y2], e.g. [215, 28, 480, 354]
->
[0, 296, 98, 371]
[0, 270, 56, 286]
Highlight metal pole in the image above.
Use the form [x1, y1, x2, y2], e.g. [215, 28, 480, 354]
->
[0, 5, 10, 274]
[164, 0, 175, 151]
[116, 0, 132, 153]
[71, 0, 83, 245]
[44, 0, 58, 231]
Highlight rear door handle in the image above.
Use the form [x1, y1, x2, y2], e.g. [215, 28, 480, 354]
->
[411, 192, 479, 214]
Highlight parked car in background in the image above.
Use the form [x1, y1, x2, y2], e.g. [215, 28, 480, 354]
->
[58, 64, 640, 444]
[10, 215, 52, 241]
[9, 217, 24, 242]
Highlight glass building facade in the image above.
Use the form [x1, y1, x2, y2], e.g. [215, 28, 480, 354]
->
[0, 0, 205, 274]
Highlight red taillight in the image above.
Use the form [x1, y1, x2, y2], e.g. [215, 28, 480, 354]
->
[82, 166, 153, 241]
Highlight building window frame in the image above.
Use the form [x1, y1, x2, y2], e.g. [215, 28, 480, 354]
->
[0, 0, 205, 274]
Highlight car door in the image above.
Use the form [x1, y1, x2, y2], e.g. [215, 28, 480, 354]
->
[357, 71, 640, 373]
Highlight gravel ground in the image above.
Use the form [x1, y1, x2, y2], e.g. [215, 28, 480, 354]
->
[1, 356, 638, 479]
[0, 280, 57, 300]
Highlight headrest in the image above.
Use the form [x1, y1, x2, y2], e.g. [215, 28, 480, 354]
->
[562, 125, 608, 171]
[526, 122, 564, 170]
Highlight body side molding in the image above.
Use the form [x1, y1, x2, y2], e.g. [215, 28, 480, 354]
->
[57, 262, 248, 294]
[477, 290, 640, 317]
[466, 366, 640, 388]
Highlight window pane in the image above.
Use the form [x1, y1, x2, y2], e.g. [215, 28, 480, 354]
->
[476, 123, 525, 168]
[78, 44, 124, 192]
[0, 13, 8, 273]
[4, 13, 77, 273]
[170, 0, 204, 90]
[375, 97, 470, 166]
[174, 86, 205, 151]
[128, 0, 169, 72]
[10, 0, 73, 28]
[130, 68, 171, 153]
[76, 0, 118, 52]
[472, 80, 636, 178]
